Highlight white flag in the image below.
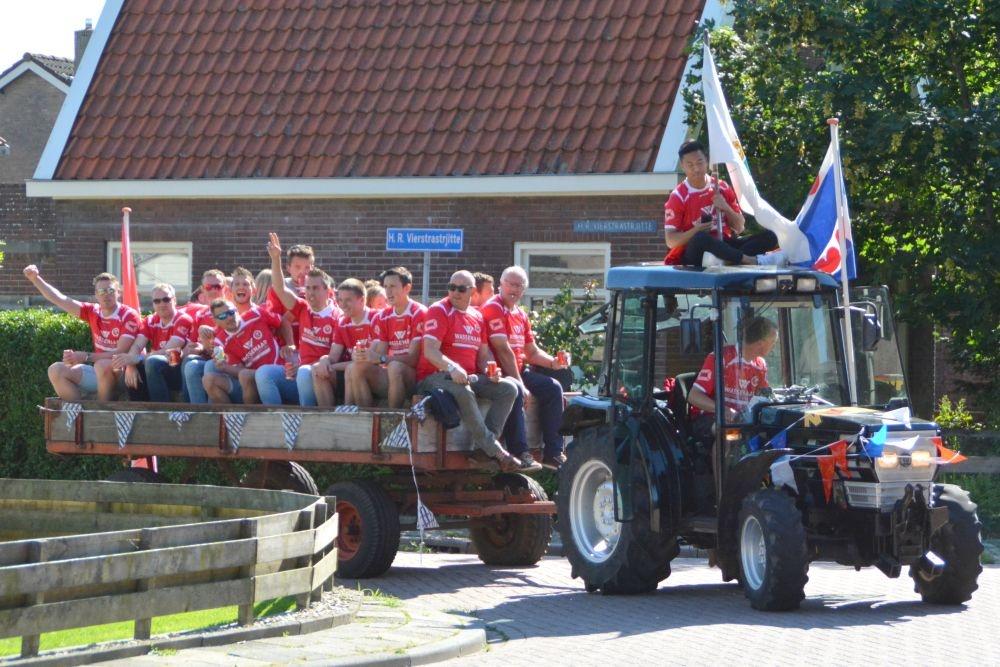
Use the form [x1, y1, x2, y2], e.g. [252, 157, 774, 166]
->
[702, 43, 811, 263]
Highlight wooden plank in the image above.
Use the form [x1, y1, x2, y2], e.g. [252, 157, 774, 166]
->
[0, 578, 250, 639]
[313, 513, 338, 554]
[310, 548, 338, 592]
[294, 508, 315, 609]
[252, 567, 312, 604]
[0, 540, 256, 598]
[0, 510, 186, 536]
[951, 455, 1000, 475]
[253, 509, 305, 537]
[282, 413, 376, 452]
[257, 531, 313, 564]
[0, 530, 143, 566]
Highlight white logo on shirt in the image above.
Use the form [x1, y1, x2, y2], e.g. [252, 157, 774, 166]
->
[323, 325, 332, 334]
[464, 325, 473, 334]
[395, 331, 405, 339]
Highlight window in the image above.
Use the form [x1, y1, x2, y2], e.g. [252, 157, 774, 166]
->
[611, 291, 648, 406]
[107, 242, 193, 297]
[514, 242, 610, 308]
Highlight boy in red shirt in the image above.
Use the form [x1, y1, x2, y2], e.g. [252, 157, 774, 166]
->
[113, 283, 193, 402]
[267, 232, 341, 406]
[24, 266, 140, 401]
[416, 270, 522, 472]
[311, 278, 374, 406]
[203, 299, 286, 404]
[482, 266, 570, 470]
[349, 266, 427, 409]
[664, 141, 784, 267]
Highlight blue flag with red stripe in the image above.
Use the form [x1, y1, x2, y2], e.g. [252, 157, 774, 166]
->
[794, 142, 857, 280]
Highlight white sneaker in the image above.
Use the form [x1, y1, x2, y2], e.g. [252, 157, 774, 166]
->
[756, 251, 789, 267]
[701, 253, 725, 268]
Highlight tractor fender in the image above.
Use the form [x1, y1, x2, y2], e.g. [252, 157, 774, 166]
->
[716, 448, 795, 581]
[612, 416, 681, 535]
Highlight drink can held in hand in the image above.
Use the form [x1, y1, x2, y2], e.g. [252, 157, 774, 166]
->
[213, 345, 226, 364]
[284, 361, 296, 380]
[557, 350, 570, 367]
[167, 348, 181, 367]
[486, 360, 498, 378]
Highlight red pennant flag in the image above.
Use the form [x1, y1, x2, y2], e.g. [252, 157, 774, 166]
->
[120, 207, 140, 311]
[933, 437, 968, 465]
[831, 440, 850, 477]
[818, 455, 836, 502]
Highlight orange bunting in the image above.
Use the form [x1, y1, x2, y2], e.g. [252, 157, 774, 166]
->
[818, 455, 836, 502]
[831, 440, 850, 477]
[934, 439, 968, 465]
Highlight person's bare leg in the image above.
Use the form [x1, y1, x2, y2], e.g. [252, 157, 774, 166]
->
[386, 361, 415, 409]
[239, 369, 259, 404]
[94, 359, 118, 401]
[331, 362, 351, 404]
[346, 363, 370, 407]
[48, 362, 83, 401]
[314, 376, 335, 406]
[204, 374, 232, 404]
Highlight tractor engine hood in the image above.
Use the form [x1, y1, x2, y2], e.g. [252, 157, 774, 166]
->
[757, 404, 938, 438]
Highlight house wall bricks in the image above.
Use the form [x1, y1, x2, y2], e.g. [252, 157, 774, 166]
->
[0, 71, 65, 183]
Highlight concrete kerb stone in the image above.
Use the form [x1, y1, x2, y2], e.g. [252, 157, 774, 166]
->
[8, 597, 360, 667]
[323, 627, 486, 667]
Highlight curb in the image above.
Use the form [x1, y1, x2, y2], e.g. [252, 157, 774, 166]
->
[9, 597, 360, 667]
[324, 627, 487, 667]
[414, 532, 710, 560]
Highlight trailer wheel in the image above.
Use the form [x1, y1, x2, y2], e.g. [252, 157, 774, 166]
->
[326, 480, 400, 578]
[910, 483, 983, 605]
[241, 461, 318, 495]
[738, 488, 809, 611]
[470, 473, 552, 566]
[105, 468, 168, 484]
[557, 427, 678, 594]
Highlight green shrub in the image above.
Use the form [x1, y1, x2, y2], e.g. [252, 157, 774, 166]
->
[528, 283, 604, 389]
[934, 395, 983, 432]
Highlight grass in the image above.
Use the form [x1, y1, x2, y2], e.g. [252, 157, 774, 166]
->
[0, 596, 296, 658]
[939, 473, 1000, 538]
[358, 584, 402, 608]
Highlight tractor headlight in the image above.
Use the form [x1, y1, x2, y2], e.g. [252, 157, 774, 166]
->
[755, 277, 777, 292]
[876, 452, 899, 469]
[796, 277, 818, 292]
[910, 450, 932, 467]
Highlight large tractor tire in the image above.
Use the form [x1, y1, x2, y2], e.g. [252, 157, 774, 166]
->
[556, 427, 679, 595]
[326, 480, 400, 579]
[910, 483, 983, 605]
[105, 468, 168, 484]
[241, 461, 318, 495]
[738, 488, 809, 611]
[470, 473, 552, 566]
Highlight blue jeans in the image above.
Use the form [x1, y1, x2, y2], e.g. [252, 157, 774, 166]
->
[203, 360, 244, 403]
[145, 355, 183, 402]
[182, 356, 209, 403]
[296, 364, 317, 406]
[255, 364, 300, 405]
[502, 369, 565, 457]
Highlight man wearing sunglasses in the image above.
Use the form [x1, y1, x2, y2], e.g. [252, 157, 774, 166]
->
[202, 298, 288, 404]
[416, 270, 523, 472]
[23, 266, 141, 401]
[113, 283, 193, 402]
[179, 269, 227, 402]
[482, 266, 570, 470]
[267, 233, 341, 406]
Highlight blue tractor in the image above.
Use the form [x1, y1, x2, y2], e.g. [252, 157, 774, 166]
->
[557, 264, 982, 610]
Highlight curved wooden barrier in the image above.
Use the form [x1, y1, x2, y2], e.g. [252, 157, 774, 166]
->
[0, 479, 337, 659]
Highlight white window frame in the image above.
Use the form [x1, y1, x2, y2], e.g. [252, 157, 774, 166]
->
[514, 241, 611, 306]
[106, 241, 193, 297]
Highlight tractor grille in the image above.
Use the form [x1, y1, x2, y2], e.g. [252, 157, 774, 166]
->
[843, 481, 930, 510]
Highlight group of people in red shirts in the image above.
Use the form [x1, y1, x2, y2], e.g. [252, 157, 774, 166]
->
[23, 233, 569, 473]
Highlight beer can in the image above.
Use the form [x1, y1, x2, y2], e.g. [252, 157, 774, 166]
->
[557, 350, 570, 367]
[213, 345, 226, 364]
[167, 348, 181, 367]
[284, 362, 296, 380]
[486, 360, 498, 378]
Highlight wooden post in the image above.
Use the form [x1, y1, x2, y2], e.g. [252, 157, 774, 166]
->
[20, 541, 47, 658]
[133, 528, 155, 640]
[312, 500, 329, 599]
[294, 507, 315, 610]
[237, 518, 259, 626]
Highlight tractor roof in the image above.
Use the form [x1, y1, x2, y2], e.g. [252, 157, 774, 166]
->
[605, 263, 841, 291]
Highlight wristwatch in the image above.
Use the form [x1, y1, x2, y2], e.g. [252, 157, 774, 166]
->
[379, 354, 389, 365]
[446, 362, 457, 373]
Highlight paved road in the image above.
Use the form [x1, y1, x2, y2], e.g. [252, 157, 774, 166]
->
[343, 552, 999, 666]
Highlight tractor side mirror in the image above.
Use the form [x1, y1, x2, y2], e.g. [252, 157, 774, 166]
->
[680, 317, 703, 355]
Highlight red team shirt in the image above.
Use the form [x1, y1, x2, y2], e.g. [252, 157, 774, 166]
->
[140, 312, 193, 351]
[289, 298, 342, 365]
[178, 303, 215, 341]
[267, 282, 307, 343]
[663, 177, 741, 265]
[417, 298, 486, 381]
[216, 307, 283, 370]
[374, 301, 427, 359]
[334, 308, 375, 361]
[691, 345, 769, 417]
[78, 303, 141, 352]
[480, 295, 534, 373]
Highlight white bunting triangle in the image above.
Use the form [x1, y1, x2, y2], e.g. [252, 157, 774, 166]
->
[62, 402, 82, 430]
[380, 421, 411, 450]
[282, 412, 302, 450]
[416, 499, 439, 531]
[168, 411, 192, 430]
[114, 411, 136, 449]
[224, 412, 247, 452]
[334, 405, 359, 414]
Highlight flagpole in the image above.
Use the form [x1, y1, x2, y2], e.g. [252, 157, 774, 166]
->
[827, 118, 857, 405]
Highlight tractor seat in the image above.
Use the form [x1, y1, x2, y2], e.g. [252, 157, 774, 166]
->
[670, 372, 697, 428]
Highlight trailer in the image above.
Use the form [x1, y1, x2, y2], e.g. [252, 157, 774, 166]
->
[42, 396, 557, 578]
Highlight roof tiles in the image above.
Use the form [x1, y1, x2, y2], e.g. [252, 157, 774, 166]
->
[55, 0, 703, 180]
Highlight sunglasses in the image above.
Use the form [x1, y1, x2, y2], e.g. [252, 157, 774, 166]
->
[151, 296, 173, 304]
[447, 284, 471, 293]
[203, 284, 224, 291]
[95, 287, 116, 296]
[213, 309, 237, 321]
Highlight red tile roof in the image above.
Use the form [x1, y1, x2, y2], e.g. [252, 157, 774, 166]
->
[55, 0, 704, 181]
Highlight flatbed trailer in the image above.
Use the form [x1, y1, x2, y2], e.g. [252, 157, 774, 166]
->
[42, 397, 557, 577]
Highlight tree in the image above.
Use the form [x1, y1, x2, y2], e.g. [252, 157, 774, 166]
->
[683, 1, 999, 419]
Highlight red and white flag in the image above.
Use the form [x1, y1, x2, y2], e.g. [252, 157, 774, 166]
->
[120, 207, 140, 311]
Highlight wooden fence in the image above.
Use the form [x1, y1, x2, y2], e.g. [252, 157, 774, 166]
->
[0, 479, 337, 659]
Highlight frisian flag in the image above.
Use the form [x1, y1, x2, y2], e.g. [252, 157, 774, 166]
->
[794, 142, 857, 280]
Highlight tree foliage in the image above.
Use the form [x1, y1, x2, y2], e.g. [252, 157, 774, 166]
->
[683, 1, 998, 408]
